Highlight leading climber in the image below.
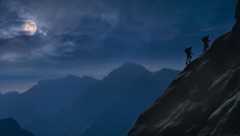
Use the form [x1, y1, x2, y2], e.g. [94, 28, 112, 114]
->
[201, 35, 210, 53]
[185, 47, 193, 65]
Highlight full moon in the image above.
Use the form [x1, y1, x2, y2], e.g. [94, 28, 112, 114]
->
[22, 20, 38, 35]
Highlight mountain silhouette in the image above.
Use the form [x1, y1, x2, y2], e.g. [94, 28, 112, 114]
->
[70, 63, 178, 136]
[0, 63, 178, 136]
[0, 118, 34, 136]
[0, 75, 99, 136]
[129, 2, 240, 136]
[105, 63, 151, 80]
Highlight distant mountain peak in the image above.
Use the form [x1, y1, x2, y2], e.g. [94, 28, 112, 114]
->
[24, 74, 98, 97]
[104, 63, 150, 80]
[37, 74, 97, 86]
[114, 63, 149, 73]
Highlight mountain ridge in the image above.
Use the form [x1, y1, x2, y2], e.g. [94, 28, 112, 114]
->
[0, 63, 179, 136]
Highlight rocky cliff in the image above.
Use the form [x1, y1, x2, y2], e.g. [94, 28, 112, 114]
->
[129, 2, 240, 136]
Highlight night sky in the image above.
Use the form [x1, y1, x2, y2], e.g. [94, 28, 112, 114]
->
[0, 0, 236, 92]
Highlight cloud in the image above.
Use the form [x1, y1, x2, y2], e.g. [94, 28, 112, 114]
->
[0, 0, 234, 60]
[0, 0, 236, 91]
[0, 52, 21, 62]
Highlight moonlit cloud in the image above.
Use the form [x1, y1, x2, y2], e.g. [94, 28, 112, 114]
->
[0, 20, 22, 39]
[0, 52, 20, 62]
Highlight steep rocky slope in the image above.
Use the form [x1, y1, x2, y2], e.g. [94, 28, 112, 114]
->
[0, 118, 34, 136]
[129, 2, 240, 136]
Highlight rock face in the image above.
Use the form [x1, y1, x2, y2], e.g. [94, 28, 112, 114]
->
[129, 3, 240, 136]
[0, 118, 34, 136]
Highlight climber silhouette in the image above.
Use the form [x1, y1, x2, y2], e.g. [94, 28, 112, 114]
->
[201, 35, 210, 53]
[185, 47, 192, 65]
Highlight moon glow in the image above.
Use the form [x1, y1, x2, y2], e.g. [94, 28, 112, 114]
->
[22, 20, 38, 35]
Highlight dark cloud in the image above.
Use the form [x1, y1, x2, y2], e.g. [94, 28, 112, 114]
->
[0, 0, 236, 92]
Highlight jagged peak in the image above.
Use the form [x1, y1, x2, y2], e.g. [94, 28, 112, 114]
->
[37, 74, 97, 85]
[117, 62, 149, 71]
[104, 62, 151, 80]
